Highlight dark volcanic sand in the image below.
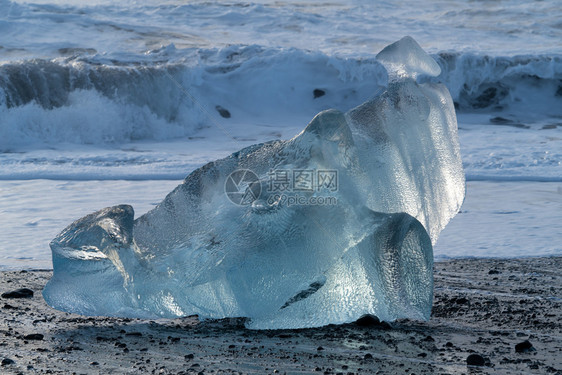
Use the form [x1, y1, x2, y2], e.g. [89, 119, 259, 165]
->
[1, 257, 561, 374]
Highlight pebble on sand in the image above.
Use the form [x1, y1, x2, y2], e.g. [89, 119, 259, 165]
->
[515, 340, 535, 353]
[1, 288, 34, 298]
[466, 354, 486, 366]
[2, 358, 15, 366]
[23, 334, 44, 341]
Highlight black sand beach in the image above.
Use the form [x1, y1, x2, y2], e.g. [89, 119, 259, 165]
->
[1, 257, 561, 374]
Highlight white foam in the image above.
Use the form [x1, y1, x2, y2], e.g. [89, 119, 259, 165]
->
[0, 89, 195, 148]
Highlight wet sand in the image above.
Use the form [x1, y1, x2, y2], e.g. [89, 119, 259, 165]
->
[1, 257, 561, 374]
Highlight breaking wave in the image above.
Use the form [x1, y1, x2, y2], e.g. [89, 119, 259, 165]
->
[1, 46, 561, 150]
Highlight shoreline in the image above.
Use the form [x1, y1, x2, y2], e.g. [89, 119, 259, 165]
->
[1, 257, 561, 374]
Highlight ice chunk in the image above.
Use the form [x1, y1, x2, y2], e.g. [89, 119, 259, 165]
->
[43, 37, 464, 329]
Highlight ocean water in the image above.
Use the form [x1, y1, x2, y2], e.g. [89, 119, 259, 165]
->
[0, 0, 561, 269]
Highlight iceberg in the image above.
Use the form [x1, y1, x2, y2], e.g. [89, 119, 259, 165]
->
[43, 37, 465, 329]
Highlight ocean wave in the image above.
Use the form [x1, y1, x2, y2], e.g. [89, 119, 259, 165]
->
[1, 46, 562, 150]
[432, 52, 562, 114]
[0, 46, 386, 150]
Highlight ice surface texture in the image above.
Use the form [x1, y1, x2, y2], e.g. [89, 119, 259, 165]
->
[43, 37, 465, 329]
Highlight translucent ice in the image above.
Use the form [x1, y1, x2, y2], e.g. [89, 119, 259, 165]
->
[375, 36, 442, 80]
[43, 37, 465, 329]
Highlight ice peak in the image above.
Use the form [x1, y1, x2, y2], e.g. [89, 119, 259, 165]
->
[376, 36, 441, 81]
